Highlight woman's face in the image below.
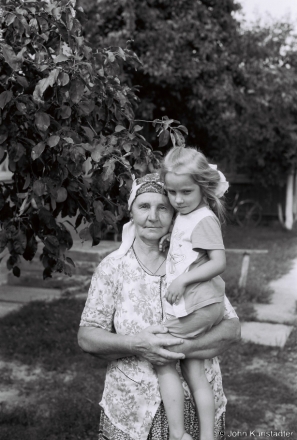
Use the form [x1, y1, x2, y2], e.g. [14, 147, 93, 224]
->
[131, 193, 174, 244]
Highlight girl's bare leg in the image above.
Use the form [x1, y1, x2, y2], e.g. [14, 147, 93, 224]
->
[156, 363, 193, 440]
[181, 359, 215, 440]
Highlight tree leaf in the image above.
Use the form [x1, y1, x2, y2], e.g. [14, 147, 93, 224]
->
[173, 129, 185, 146]
[16, 102, 26, 113]
[33, 180, 46, 197]
[16, 75, 29, 88]
[93, 200, 104, 222]
[69, 78, 84, 104]
[11, 142, 25, 162]
[54, 54, 69, 64]
[1, 43, 22, 70]
[170, 132, 176, 148]
[13, 266, 21, 277]
[0, 133, 8, 144]
[57, 71, 70, 86]
[0, 91, 13, 109]
[56, 187, 68, 203]
[0, 231, 7, 253]
[82, 126, 94, 140]
[91, 138, 105, 162]
[78, 99, 95, 115]
[31, 142, 46, 160]
[66, 256, 75, 267]
[89, 221, 101, 246]
[23, 236, 38, 261]
[79, 226, 92, 242]
[104, 210, 117, 226]
[23, 173, 31, 190]
[159, 129, 170, 147]
[33, 69, 59, 103]
[44, 235, 60, 253]
[115, 125, 126, 132]
[177, 125, 188, 135]
[35, 112, 51, 131]
[133, 125, 143, 132]
[102, 160, 115, 181]
[59, 105, 72, 119]
[47, 135, 60, 147]
[13, 232, 27, 255]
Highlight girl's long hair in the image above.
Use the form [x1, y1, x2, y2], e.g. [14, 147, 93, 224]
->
[161, 147, 226, 223]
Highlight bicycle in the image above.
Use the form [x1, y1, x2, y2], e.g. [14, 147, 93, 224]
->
[227, 191, 262, 227]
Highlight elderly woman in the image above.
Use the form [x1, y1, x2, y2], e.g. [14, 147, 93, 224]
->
[78, 174, 240, 440]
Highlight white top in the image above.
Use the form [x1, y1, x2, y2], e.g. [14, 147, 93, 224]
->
[165, 206, 225, 317]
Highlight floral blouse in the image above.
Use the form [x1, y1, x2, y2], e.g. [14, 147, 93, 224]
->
[80, 247, 238, 440]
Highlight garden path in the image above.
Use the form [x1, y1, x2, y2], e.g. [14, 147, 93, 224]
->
[241, 257, 297, 347]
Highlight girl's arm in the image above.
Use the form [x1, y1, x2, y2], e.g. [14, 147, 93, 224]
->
[166, 249, 226, 304]
[78, 324, 186, 366]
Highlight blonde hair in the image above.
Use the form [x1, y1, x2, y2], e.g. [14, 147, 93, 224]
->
[161, 147, 226, 223]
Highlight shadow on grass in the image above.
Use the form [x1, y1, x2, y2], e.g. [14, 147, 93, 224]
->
[0, 298, 106, 372]
[0, 298, 106, 440]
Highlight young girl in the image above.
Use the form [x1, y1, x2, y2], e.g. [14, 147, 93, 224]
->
[156, 147, 229, 440]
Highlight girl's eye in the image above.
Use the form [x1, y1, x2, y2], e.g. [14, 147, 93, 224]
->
[183, 190, 191, 195]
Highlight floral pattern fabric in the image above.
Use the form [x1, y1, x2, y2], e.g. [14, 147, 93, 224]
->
[80, 247, 238, 440]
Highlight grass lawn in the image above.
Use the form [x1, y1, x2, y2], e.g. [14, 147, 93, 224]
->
[0, 224, 297, 439]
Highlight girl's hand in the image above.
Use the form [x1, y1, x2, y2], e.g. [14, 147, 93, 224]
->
[165, 276, 186, 305]
[159, 233, 171, 252]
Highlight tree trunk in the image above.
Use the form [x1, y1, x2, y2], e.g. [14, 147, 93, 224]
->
[284, 172, 294, 230]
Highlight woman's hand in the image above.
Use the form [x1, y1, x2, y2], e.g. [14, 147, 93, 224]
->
[133, 324, 185, 366]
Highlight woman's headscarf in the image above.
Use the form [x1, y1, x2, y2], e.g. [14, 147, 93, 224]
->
[113, 173, 166, 259]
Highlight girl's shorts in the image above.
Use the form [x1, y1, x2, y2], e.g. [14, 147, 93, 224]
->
[163, 302, 224, 339]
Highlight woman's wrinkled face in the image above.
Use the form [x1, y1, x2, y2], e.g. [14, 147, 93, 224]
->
[131, 193, 174, 243]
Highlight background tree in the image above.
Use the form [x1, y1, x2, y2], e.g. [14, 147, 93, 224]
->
[81, 0, 297, 191]
[0, 0, 185, 278]
[230, 20, 297, 187]
[80, 0, 243, 159]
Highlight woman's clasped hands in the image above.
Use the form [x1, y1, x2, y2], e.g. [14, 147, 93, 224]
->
[135, 324, 185, 366]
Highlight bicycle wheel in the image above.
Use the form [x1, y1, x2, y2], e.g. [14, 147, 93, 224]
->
[234, 200, 262, 227]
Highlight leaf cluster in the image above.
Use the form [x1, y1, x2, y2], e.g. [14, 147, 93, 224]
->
[0, 0, 185, 278]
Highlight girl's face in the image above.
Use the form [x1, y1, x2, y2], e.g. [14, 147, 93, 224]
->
[165, 172, 202, 215]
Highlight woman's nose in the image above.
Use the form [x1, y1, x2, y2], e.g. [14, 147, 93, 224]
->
[148, 208, 158, 221]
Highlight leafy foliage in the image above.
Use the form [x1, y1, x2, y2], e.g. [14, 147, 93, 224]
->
[80, 0, 242, 156]
[0, 0, 185, 278]
[81, 0, 297, 186]
[228, 21, 297, 186]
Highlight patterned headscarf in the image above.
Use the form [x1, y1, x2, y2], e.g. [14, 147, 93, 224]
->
[128, 173, 166, 210]
[113, 173, 167, 259]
